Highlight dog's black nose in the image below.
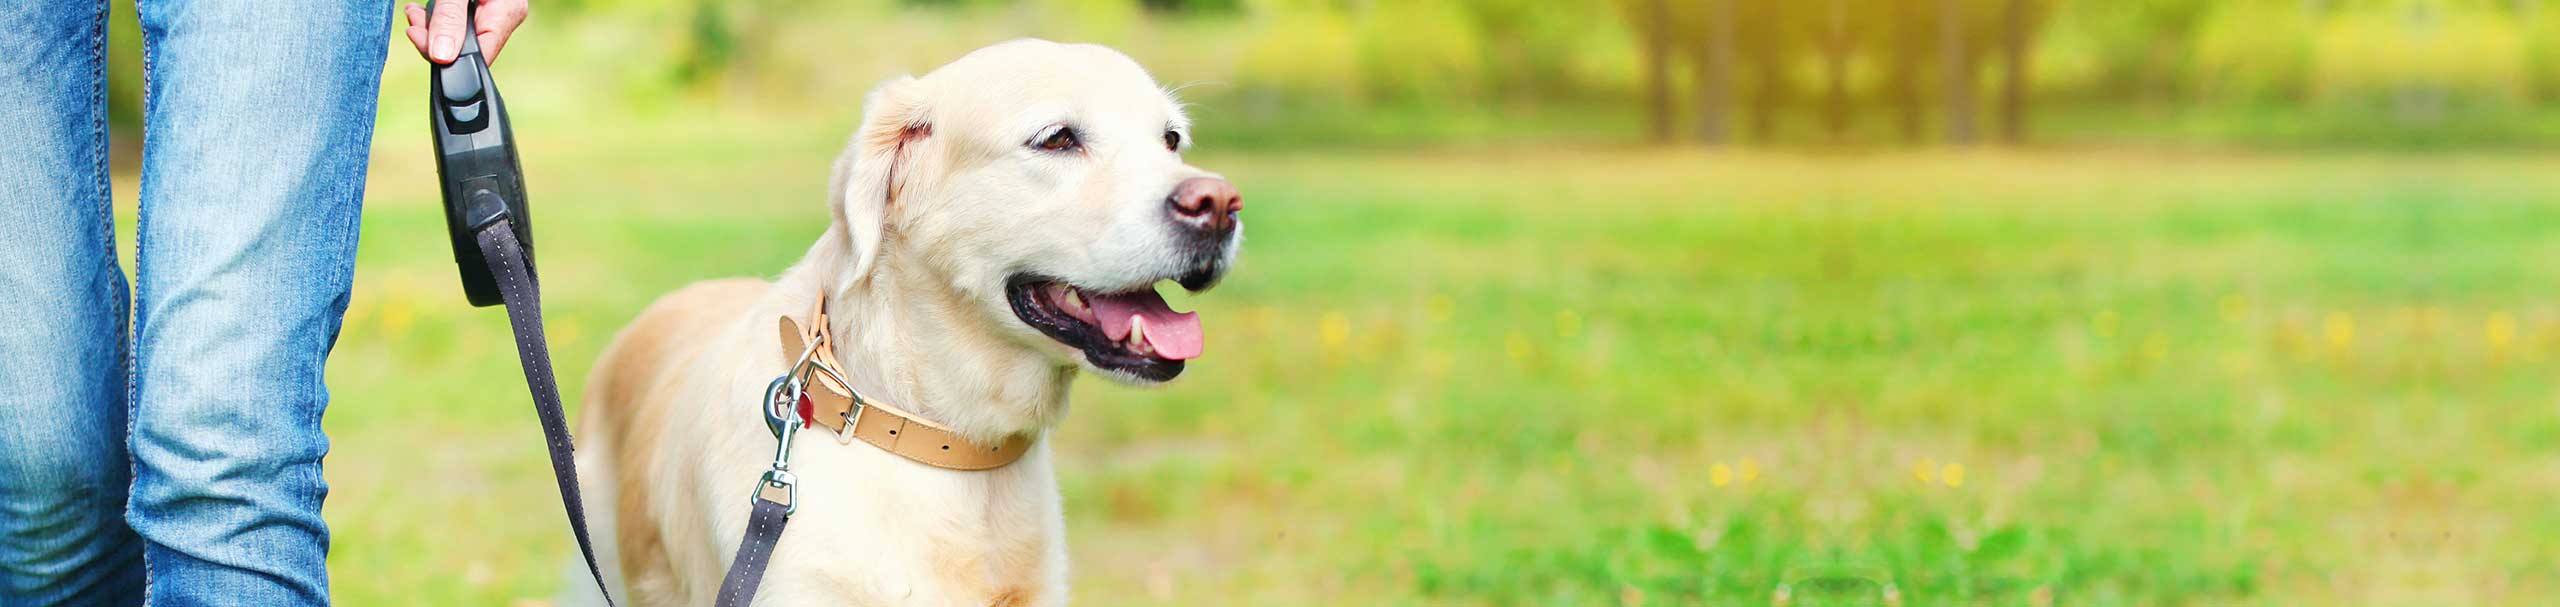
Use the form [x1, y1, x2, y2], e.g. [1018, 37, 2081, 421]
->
[1166, 177, 1241, 236]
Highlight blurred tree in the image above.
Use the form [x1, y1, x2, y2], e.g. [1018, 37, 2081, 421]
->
[1462, 0, 1613, 102]
[1997, 0, 2052, 142]
[1736, 1, 1805, 142]
[1625, 0, 1733, 144]
[1812, 0, 1873, 139]
[1687, 0, 1736, 144]
[1881, 0, 1934, 142]
[1352, 1, 1483, 102]
[1940, 0, 1977, 143]
[2530, 0, 2560, 102]
[2066, 0, 2214, 102]
[1633, 0, 1675, 142]
[2192, 0, 2316, 105]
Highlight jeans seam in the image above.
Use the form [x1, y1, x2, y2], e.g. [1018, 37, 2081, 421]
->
[128, 0, 154, 599]
[88, 0, 111, 284]
[95, 0, 117, 461]
[87, 1, 139, 599]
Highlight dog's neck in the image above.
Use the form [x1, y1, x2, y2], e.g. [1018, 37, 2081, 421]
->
[778, 224, 1074, 446]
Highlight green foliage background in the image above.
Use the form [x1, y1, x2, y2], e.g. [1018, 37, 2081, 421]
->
[391, 0, 2559, 146]
[100, 0, 2560, 146]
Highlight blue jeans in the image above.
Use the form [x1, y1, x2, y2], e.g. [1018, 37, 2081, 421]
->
[0, 0, 386, 604]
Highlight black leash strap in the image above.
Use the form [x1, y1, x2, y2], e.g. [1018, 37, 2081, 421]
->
[479, 215, 790, 605]
[714, 496, 793, 605]
[476, 220, 618, 606]
[710, 368, 817, 604]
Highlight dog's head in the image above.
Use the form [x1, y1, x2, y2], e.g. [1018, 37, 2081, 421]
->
[829, 39, 1240, 385]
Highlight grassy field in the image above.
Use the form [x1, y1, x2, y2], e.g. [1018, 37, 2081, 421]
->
[308, 106, 2560, 606]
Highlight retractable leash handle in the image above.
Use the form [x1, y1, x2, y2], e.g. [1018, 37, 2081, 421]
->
[428, 11, 618, 606]
[431, 16, 533, 307]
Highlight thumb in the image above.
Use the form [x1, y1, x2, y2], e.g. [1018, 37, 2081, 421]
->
[426, 0, 469, 63]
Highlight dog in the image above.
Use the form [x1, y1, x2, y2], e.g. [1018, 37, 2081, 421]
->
[564, 39, 1242, 606]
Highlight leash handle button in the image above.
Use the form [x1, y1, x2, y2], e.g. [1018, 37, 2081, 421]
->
[439, 59, 483, 103]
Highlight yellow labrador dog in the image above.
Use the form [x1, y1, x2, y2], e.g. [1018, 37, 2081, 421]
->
[566, 39, 1241, 606]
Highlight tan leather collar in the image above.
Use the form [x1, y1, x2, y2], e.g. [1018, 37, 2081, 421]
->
[779, 298, 1032, 471]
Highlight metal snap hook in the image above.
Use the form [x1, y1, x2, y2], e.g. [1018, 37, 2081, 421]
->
[762, 375, 799, 438]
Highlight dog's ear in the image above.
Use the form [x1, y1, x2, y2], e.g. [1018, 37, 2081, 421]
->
[830, 76, 930, 286]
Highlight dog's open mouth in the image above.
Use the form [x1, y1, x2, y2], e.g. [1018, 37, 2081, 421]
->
[1007, 275, 1202, 381]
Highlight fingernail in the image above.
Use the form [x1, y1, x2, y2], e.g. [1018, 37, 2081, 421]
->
[431, 35, 455, 60]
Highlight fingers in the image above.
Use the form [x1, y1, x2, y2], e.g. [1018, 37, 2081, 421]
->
[425, 0, 469, 63]
[475, 0, 531, 65]
[404, 3, 431, 60]
[404, 0, 529, 66]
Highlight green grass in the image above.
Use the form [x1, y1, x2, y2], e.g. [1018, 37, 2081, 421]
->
[318, 105, 2560, 606]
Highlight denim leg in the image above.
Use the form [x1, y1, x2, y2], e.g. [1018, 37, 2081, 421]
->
[0, 1, 149, 605]
[126, 0, 386, 605]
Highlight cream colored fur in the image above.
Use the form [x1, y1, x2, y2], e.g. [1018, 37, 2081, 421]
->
[560, 39, 1232, 606]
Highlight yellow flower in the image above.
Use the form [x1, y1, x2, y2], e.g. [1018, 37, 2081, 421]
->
[1737, 457, 1760, 483]
[2142, 332, 2169, 361]
[1941, 463, 1966, 488]
[1710, 463, 1733, 487]
[2324, 312, 2355, 349]
[1912, 458, 1937, 484]
[2487, 312, 2518, 349]
[1319, 312, 1350, 349]
[380, 299, 414, 337]
[1506, 331, 1532, 361]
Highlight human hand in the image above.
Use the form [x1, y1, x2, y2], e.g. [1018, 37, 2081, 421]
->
[404, 0, 530, 65]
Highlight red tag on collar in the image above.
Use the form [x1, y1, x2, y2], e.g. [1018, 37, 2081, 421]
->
[796, 393, 815, 429]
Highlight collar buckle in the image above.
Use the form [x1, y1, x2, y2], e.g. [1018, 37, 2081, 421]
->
[833, 398, 865, 445]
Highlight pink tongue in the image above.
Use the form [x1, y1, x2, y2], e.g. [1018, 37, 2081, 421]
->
[1087, 289, 1203, 360]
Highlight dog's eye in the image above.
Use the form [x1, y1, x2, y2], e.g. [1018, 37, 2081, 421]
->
[1163, 130, 1182, 152]
[1033, 126, 1080, 153]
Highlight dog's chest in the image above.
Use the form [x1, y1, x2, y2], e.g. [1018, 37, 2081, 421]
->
[740, 446, 1066, 606]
